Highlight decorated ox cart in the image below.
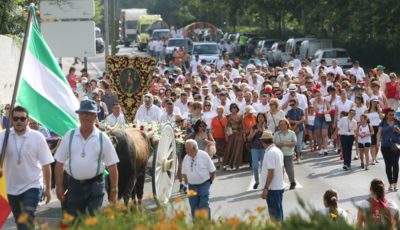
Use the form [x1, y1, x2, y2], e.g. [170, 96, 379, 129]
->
[47, 56, 182, 206]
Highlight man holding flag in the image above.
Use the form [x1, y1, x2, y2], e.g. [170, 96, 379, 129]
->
[0, 3, 80, 229]
[0, 106, 53, 229]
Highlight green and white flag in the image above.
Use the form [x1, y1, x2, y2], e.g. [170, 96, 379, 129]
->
[17, 16, 79, 136]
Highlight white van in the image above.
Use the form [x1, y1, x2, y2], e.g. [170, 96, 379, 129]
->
[299, 39, 332, 60]
[312, 48, 353, 69]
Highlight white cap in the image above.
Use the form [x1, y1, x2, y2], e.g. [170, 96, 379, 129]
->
[288, 84, 297, 92]
[300, 85, 307, 93]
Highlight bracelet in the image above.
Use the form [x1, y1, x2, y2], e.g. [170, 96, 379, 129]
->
[263, 188, 268, 191]
[111, 188, 118, 193]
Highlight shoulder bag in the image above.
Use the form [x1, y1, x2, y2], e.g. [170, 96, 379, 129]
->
[323, 99, 332, 123]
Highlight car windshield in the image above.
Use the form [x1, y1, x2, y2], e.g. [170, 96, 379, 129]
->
[264, 41, 276, 48]
[95, 30, 102, 38]
[193, 44, 219, 55]
[168, 39, 185, 47]
[322, 50, 349, 58]
[126, 21, 137, 29]
[140, 24, 149, 33]
[152, 31, 169, 40]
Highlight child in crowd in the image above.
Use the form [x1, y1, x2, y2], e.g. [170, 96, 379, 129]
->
[356, 114, 373, 170]
[320, 189, 350, 221]
[305, 106, 316, 152]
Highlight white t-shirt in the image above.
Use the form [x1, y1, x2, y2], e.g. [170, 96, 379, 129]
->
[202, 111, 217, 129]
[358, 124, 372, 144]
[134, 104, 162, 123]
[106, 113, 126, 126]
[338, 117, 357, 136]
[182, 150, 216, 185]
[354, 105, 367, 122]
[335, 99, 354, 116]
[2, 128, 54, 195]
[357, 198, 399, 219]
[254, 102, 270, 114]
[350, 67, 366, 81]
[190, 60, 200, 75]
[54, 128, 119, 180]
[367, 111, 381, 126]
[260, 145, 284, 190]
[174, 100, 189, 116]
[327, 66, 344, 76]
[318, 208, 350, 222]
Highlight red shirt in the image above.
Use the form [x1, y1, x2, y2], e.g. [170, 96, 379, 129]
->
[386, 82, 398, 99]
[67, 74, 77, 90]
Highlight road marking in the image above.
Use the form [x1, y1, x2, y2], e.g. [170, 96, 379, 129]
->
[247, 173, 303, 191]
[90, 62, 103, 76]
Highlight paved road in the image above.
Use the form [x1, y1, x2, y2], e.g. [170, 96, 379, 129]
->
[4, 45, 398, 228]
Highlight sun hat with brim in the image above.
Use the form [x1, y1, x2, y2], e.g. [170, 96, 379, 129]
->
[75, 99, 99, 113]
[245, 105, 256, 114]
[259, 130, 274, 140]
[288, 84, 297, 92]
[352, 85, 363, 91]
[375, 65, 385, 71]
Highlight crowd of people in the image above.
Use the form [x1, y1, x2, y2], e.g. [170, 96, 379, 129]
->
[3, 41, 400, 228]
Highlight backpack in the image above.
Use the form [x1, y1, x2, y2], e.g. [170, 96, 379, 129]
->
[368, 198, 394, 226]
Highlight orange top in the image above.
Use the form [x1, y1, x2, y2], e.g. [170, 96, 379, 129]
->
[243, 114, 257, 130]
[211, 116, 228, 139]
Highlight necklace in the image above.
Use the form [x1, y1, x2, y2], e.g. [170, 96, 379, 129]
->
[79, 135, 92, 158]
[13, 134, 26, 165]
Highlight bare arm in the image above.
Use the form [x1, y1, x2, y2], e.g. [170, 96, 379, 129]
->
[107, 164, 118, 202]
[210, 171, 216, 182]
[42, 164, 52, 204]
[55, 161, 65, 202]
[357, 209, 366, 228]
[263, 169, 275, 190]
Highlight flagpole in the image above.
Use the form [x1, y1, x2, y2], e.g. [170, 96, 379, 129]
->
[0, 7, 34, 177]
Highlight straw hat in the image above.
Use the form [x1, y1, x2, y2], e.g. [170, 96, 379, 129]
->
[259, 130, 274, 140]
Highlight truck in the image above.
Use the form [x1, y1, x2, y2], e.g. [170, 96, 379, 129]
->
[136, 14, 162, 51]
[299, 39, 332, 60]
[120, 8, 148, 47]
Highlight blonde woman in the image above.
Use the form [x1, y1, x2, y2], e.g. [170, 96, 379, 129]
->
[266, 98, 285, 133]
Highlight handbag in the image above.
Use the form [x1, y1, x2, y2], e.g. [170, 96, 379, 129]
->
[205, 132, 217, 157]
[390, 142, 400, 156]
[226, 127, 233, 136]
[323, 99, 332, 123]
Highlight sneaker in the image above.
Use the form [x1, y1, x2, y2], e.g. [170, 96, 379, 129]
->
[354, 155, 359, 160]
[324, 150, 328, 156]
[318, 150, 324, 155]
[289, 182, 296, 190]
[361, 163, 364, 169]
[179, 184, 185, 194]
[337, 149, 341, 155]
[365, 167, 369, 170]
[343, 165, 348, 170]
[253, 183, 259, 190]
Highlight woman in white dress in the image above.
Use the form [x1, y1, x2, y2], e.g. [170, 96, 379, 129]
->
[266, 98, 285, 133]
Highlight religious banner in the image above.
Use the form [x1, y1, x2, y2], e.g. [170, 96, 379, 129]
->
[106, 56, 157, 123]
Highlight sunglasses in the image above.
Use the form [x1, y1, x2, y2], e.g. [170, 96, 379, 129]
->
[176, 120, 183, 123]
[13, 116, 27, 122]
[199, 125, 206, 128]
[204, 104, 211, 107]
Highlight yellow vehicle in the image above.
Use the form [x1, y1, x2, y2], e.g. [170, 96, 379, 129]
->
[136, 14, 162, 51]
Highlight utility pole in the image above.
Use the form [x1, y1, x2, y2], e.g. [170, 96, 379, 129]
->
[110, 0, 117, 55]
[104, 0, 110, 60]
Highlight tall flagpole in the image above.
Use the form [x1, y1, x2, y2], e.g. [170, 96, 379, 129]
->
[0, 5, 34, 177]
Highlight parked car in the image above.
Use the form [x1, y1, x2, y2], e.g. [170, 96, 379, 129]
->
[299, 39, 332, 60]
[165, 38, 193, 64]
[312, 48, 352, 69]
[256, 39, 281, 57]
[266, 41, 288, 66]
[191, 42, 220, 64]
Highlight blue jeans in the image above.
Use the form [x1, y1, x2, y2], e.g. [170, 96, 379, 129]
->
[251, 148, 265, 183]
[295, 130, 304, 153]
[66, 177, 105, 216]
[8, 187, 41, 230]
[267, 189, 284, 221]
[188, 180, 211, 219]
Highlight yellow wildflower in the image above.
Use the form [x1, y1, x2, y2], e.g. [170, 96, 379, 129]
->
[187, 189, 197, 197]
[330, 213, 337, 220]
[195, 208, 209, 219]
[63, 212, 75, 223]
[248, 215, 257, 222]
[173, 211, 186, 222]
[255, 206, 266, 213]
[84, 216, 98, 226]
[225, 216, 242, 227]
[115, 202, 127, 211]
[17, 212, 29, 224]
[135, 224, 150, 230]
[174, 197, 184, 203]
[155, 209, 165, 219]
